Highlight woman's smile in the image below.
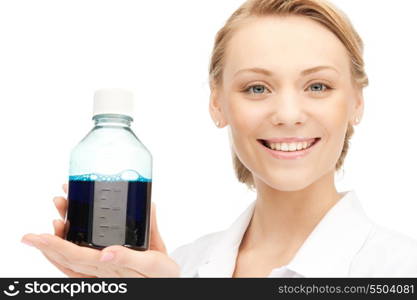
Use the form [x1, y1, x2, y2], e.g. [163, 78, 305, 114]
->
[257, 137, 321, 160]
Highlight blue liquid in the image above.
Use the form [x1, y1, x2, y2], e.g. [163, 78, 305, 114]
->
[65, 171, 152, 250]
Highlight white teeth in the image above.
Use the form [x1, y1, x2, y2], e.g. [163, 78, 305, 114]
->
[265, 140, 316, 152]
[288, 143, 297, 151]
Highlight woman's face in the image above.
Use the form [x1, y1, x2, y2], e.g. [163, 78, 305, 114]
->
[210, 16, 363, 191]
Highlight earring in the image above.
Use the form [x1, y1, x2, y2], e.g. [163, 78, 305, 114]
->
[354, 117, 360, 125]
[215, 120, 220, 127]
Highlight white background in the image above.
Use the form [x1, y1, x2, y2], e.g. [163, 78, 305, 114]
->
[0, 0, 416, 277]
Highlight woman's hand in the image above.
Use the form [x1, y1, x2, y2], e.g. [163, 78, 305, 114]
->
[21, 184, 180, 278]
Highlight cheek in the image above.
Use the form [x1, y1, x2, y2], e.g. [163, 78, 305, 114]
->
[226, 96, 267, 169]
[226, 95, 265, 137]
[316, 97, 351, 164]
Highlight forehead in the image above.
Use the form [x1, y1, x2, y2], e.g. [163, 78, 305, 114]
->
[224, 15, 351, 79]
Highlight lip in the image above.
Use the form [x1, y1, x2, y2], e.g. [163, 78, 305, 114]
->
[257, 137, 321, 160]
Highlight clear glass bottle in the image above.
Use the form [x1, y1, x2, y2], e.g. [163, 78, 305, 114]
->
[64, 89, 152, 251]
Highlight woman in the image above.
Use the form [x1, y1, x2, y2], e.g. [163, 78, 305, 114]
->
[21, 0, 417, 277]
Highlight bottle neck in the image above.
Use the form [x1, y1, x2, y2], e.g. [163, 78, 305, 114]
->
[93, 114, 133, 128]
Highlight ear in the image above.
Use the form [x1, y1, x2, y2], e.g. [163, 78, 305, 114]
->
[209, 85, 227, 128]
[351, 88, 364, 125]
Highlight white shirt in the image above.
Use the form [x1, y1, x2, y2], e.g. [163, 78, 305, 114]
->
[169, 191, 417, 277]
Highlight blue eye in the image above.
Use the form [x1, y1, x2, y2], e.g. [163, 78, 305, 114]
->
[308, 83, 331, 93]
[242, 83, 332, 96]
[244, 84, 269, 95]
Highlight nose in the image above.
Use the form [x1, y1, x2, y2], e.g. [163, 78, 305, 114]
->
[270, 91, 307, 127]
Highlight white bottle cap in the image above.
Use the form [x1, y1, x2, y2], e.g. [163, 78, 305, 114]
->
[93, 88, 135, 119]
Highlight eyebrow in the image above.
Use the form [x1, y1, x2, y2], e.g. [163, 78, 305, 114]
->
[233, 65, 340, 77]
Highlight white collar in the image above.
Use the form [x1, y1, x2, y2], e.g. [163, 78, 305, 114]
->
[197, 191, 374, 277]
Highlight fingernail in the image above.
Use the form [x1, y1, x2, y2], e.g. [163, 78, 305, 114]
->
[21, 239, 34, 247]
[100, 251, 115, 262]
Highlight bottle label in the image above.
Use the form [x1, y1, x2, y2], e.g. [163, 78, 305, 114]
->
[92, 181, 129, 246]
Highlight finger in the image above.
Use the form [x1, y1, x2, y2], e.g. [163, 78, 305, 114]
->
[22, 234, 93, 276]
[26, 235, 105, 276]
[101, 245, 179, 278]
[113, 267, 146, 278]
[87, 264, 120, 278]
[22, 234, 118, 278]
[24, 235, 76, 270]
[62, 183, 68, 194]
[41, 247, 101, 277]
[53, 197, 68, 220]
[41, 250, 96, 278]
[39, 233, 102, 265]
[149, 202, 167, 254]
[22, 233, 102, 266]
[53, 219, 65, 238]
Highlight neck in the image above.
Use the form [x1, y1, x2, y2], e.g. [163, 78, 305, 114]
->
[241, 171, 343, 254]
[93, 114, 132, 128]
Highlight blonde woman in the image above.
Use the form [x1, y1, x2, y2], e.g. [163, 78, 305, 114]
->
[22, 0, 417, 277]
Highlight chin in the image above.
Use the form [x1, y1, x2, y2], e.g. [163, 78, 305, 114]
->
[268, 181, 313, 192]
[256, 170, 316, 192]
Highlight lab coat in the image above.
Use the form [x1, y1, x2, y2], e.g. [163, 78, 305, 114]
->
[169, 191, 417, 277]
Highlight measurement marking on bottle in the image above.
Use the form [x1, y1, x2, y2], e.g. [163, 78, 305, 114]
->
[93, 181, 129, 246]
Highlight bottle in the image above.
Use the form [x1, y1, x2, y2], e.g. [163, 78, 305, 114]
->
[64, 88, 152, 251]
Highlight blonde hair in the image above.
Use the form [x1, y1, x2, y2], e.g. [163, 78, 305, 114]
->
[208, 0, 369, 191]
